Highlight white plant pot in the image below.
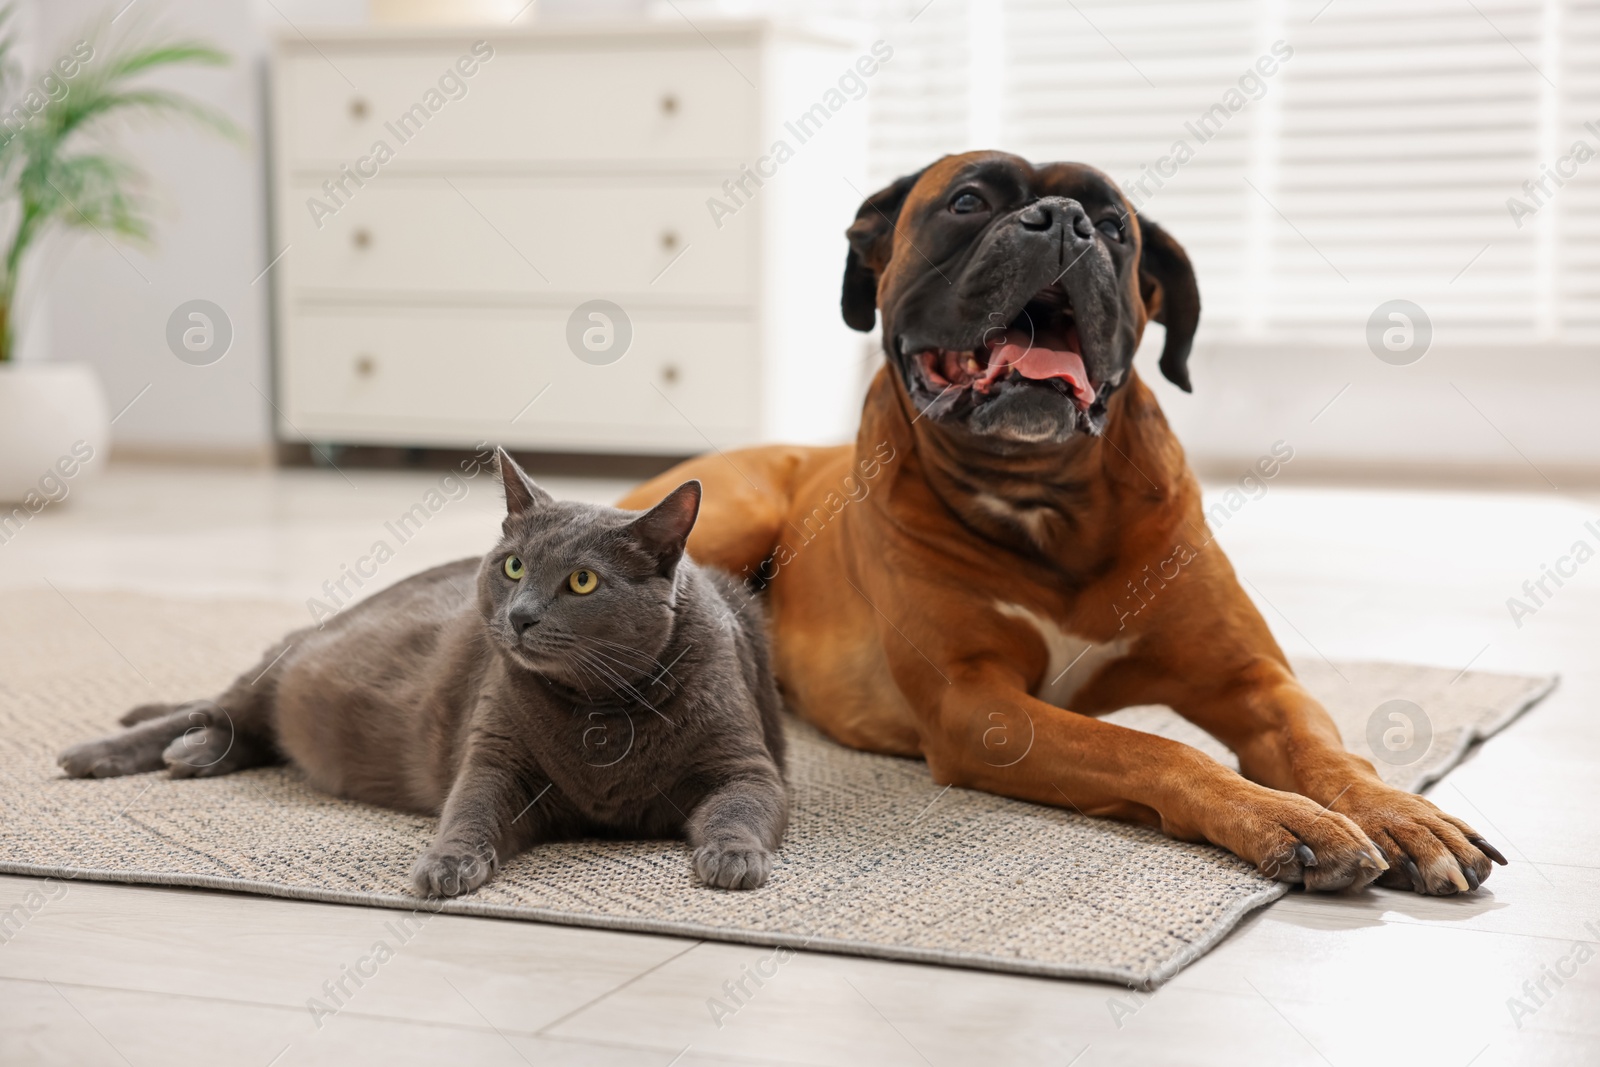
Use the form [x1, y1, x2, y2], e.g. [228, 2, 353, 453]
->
[0, 363, 110, 507]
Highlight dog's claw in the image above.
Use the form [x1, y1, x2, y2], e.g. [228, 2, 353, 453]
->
[1444, 865, 1471, 894]
[1294, 843, 1317, 868]
[1462, 864, 1481, 891]
[1469, 835, 1509, 866]
[1359, 849, 1388, 871]
[1399, 855, 1426, 893]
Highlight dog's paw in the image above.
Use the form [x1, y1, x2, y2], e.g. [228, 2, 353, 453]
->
[410, 844, 497, 898]
[57, 738, 161, 779]
[1334, 785, 1504, 896]
[693, 843, 771, 890]
[1240, 790, 1388, 892]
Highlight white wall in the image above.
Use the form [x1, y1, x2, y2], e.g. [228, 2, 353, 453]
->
[24, 0, 1596, 478]
[21, 0, 361, 458]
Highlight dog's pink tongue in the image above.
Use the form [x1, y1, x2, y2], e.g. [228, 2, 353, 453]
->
[990, 342, 1096, 409]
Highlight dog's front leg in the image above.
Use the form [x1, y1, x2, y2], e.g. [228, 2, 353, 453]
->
[918, 668, 1389, 891]
[1172, 657, 1505, 896]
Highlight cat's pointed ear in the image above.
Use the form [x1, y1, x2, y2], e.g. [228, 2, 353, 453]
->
[628, 480, 701, 575]
[496, 447, 552, 520]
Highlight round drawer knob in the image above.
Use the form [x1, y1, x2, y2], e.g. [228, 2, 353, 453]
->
[354, 355, 376, 378]
[349, 97, 369, 120]
[660, 93, 679, 116]
[660, 230, 679, 252]
[660, 364, 681, 385]
[352, 228, 372, 250]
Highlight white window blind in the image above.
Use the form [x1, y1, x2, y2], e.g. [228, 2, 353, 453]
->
[1002, 0, 1266, 330]
[1561, 0, 1600, 339]
[1250, 0, 1548, 344]
[816, 0, 1598, 350]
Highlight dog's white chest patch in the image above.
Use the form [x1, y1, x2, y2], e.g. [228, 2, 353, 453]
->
[994, 601, 1132, 707]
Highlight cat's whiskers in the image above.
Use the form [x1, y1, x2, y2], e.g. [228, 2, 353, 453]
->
[513, 631, 612, 705]
[584, 635, 666, 664]
[584, 645, 661, 686]
[581, 648, 682, 724]
[560, 653, 606, 704]
[565, 646, 660, 713]
[644, 642, 693, 691]
[507, 615, 676, 723]
[583, 637, 674, 682]
[584, 655, 678, 727]
[553, 651, 616, 706]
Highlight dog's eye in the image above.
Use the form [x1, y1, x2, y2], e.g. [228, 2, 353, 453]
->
[949, 191, 987, 215]
[503, 556, 525, 580]
[1096, 217, 1124, 241]
[568, 569, 599, 595]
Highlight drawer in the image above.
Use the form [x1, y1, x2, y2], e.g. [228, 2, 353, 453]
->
[279, 309, 758, 452]
[276, 45, 757, 168]
[283, 178, 754, 300]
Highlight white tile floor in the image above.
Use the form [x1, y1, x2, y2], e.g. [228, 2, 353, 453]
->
[2, 462, 1597, 1065]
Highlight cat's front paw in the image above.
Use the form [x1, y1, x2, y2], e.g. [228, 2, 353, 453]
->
[693, 843, 772, 890]
[411, 843, 498, 898]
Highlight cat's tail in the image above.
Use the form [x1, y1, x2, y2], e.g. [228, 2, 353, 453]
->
[119, 703, 178, 727]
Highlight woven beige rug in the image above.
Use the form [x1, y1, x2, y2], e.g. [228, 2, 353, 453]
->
[0, 589, 1555, 987]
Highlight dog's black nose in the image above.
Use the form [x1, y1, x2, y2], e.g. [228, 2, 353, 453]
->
[1019, 198, 1094, 241]
[509, 606, 540, 634]
[1018, 202, 1053, 231]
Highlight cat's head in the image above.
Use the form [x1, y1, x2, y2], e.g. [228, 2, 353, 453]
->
[480, 448, 702, 694]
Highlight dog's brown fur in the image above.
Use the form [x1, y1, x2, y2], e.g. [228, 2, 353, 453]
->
[620, 152, 1504, 895]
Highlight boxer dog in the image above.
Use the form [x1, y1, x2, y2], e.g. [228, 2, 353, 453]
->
[621, 151, 1503, 894]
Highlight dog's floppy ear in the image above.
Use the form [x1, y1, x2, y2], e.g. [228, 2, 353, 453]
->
[1135, 215, 1202, 393]
[841, 167, 928, 332]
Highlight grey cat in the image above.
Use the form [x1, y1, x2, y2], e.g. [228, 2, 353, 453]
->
[59, 449, 788, 895]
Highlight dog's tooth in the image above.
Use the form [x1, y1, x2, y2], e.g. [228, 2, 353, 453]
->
[965, 356, 981, 375]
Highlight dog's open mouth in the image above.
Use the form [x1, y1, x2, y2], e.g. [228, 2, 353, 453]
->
[910, 283, 1096, 412]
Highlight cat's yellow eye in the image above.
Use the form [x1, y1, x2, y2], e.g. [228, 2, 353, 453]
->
[568, 568, 599, 594]
[503, 556, 525, 580]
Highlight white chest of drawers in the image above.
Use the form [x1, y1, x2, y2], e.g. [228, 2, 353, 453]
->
[268, 19, 870, 455]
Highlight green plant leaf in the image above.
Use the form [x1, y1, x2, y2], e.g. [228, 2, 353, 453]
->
[0, 10, 239, 360]
[104, 41, 230, 79]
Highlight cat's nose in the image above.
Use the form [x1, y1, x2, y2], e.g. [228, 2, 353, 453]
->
[509, 606, 540, 635]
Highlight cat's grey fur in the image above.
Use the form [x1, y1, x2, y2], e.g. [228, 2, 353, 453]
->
[59, 449, 788, 895]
